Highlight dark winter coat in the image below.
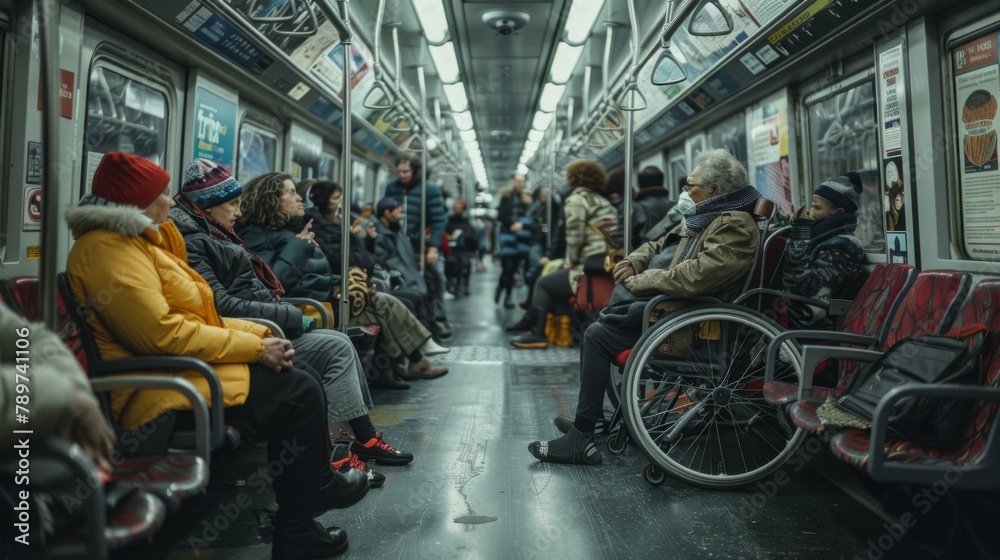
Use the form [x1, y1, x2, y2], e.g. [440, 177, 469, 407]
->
[445, 212, 478, 253]
[305, 208, 376, 275]
[170, 204, 307, 338]
[632, 187, 674, 247]
[237, 221, 334, 302]
[383, 178, 448, 251]
[371, 217, 427, 294]
[781, 213, 865, 329]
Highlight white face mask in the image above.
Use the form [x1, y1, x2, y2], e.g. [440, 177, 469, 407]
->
[677, 191, 697, 216]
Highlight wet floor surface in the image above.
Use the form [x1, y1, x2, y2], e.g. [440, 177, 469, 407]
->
[147, 264, 941, 560]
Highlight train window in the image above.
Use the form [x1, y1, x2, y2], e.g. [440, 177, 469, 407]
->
[351, 160, 367, 204]
[237, 122, 277, 183]
[375, 165, 389, 202]
[83, 66, 168, 193]
[319, 151, 338, 180]
[949, 27, 1000, 261]
[706, 111, 747, 169]
[804, 78, 885, 254]
[668, 152, 687, 196]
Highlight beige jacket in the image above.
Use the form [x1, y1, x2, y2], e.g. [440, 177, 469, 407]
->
[624, 211, 760, 300]
[564, 187, 618, 291]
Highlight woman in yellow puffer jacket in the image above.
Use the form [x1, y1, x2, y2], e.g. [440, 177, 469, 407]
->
[64, 152, 368, 558]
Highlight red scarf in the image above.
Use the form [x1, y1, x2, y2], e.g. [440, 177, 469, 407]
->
[175, 197, 287, 299]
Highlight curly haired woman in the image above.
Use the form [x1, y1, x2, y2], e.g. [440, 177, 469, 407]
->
[511, 161, 618, 349]
[236, 173, 448, 380]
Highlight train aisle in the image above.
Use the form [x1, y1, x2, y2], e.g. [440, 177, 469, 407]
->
[155, 264, 933, 560]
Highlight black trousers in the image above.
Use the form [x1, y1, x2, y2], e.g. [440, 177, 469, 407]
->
[574, 319, 644, 427]
[531, 268, 576, 319]
[223, 363, 331, 515]
[498, 255, 525, 292]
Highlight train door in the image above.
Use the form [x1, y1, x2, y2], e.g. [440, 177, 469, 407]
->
[237, 108, 284, 183]
[799, 67, 885, 258]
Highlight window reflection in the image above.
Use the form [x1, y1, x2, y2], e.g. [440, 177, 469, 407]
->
[238, 124, 278, 183]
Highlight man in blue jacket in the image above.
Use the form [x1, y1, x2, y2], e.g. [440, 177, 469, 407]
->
[383, 156, 451, 336]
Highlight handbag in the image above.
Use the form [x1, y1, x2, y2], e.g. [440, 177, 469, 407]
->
[829, 324, 987, 447]
[586, 221, 623, 273]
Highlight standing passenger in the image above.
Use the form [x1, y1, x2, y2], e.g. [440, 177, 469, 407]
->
[496, 174, 533, 308]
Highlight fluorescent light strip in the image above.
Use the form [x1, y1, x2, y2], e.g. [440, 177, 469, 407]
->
[563, 0, 606, 44]
[429, 42, 461, 83]
[460, 129, 477, 143]
[453, 111, 473, 131]
[528, 129, 545, 143]
[412, 0, 450, 44]
[532, 111, 554, 131]
[539, 82, 567, 113]
[550, 42, 584, 84]
[443, 82, 469, 112]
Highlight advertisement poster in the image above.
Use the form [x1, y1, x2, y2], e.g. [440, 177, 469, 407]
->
[887, 232, 907, 264]
[193, 87, 237, 170]
[749, 91, 792, 211]
[953, 31, 1000, 259]
[879, 45, 904, 159]
[310, 41, 372, 102]
[22, 187, 41, 232]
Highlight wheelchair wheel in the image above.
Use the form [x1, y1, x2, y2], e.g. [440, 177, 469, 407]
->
[607, 425, 628, 455]
[620, 305, 804, 489]
[644, 463, 666, 486]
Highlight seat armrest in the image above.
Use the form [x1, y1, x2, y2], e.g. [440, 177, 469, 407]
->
[237, 317, 284, 339]
[868, 385, 1000, 489]
[735, 288, 832, 311]
[765, 330, 876, 383]
[284, 297, 330, 328]
[797, 346, 883, 400]
[92, 357, 224, 450]
[641, 295, 722, 328]
[90, 376, 210, 465]
[0, 440, 107, 559]
[828, 299, 853, 317]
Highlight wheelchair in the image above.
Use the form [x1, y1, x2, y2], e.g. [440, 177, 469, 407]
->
[603, 200, 836, 488]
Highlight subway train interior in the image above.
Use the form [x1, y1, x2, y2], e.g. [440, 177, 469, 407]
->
[2, 0, 1000, 558]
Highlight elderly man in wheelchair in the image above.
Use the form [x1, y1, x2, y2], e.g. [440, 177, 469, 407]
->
[528, 148, 766, 466]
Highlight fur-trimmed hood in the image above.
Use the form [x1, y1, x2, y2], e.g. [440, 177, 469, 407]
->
[65, 203, 154, 239]
[499, 187, 532, 205]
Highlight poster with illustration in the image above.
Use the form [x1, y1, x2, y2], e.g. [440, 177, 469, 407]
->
[953, 31, 1000, 260]
[749, 91, 792, 211]
[883, 157, 905, 232]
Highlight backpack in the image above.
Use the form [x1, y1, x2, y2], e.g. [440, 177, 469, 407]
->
[829, 324, 987, 447]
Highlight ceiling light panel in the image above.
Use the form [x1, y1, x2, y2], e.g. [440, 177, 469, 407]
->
[539, 82, 567, 113]
[550, 42, 585, 84]
[528, 129, 545, 143]
[444, 83, 469, 112]
[460, 129, 477, 143]
[453, 111, 474, 130]
[412, 0, 450, 44]
[563, 0, 606, 44]
[429, 42, 461, 83]
[532, 110, 554, 130]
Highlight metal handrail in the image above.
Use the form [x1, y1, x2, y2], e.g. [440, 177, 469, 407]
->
[337, 0, 351, 332]
[39, 0, 61, 330]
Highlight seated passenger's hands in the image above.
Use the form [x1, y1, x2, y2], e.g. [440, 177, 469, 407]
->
[71, 390, 116, 471]
[260, 337, 295, 372]
[367, 222, 378, 239]
[350, 218, 363, 236]
[613, 260, 636, 284]
[297, 220, 319, 247]
[510, 222, 523, 233]
[539, 256, 550, 267]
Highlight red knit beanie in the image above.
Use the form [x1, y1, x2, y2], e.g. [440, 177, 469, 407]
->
[91, 152, 170, 209]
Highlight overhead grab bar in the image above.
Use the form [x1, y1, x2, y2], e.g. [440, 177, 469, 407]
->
[687, 0, 734, 37]
[364, 0, 395, 109]
[651, 1, 688, 86]
[245, 0, 299, 24]
[270, 0, 319, 38]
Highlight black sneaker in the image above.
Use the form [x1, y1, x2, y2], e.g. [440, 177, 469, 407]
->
[350, 432, 414, 466]
[272, 517, 348, 559]
[304, 463, 369, 515]
[527, 427, 603, 465]
[553, 416, 608, 435]
[332, 450, 386, 488]
[511, 332, 549, 349]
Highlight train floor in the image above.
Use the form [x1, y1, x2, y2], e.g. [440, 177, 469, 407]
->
[145, 263, 951, 560]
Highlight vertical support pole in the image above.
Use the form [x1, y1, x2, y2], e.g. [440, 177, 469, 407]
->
[418, 66, 427, 273]
[547, 151, 555, 252]
[338, 0, 352, 332]
[623, 107, 634, 257]
[39, 0, 61, 331]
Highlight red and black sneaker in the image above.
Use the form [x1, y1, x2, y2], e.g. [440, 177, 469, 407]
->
[350, 432, 414, 466]
[331, 450, 386, 488]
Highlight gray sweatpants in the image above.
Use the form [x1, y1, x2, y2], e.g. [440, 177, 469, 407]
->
[292, 329, 373, 423]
